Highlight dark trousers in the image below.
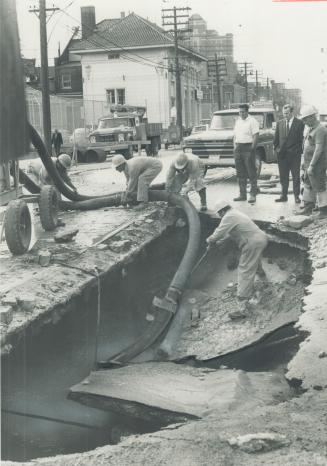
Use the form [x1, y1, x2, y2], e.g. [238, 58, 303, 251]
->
[234, 143, 257, 196]
[53, 144, 61, 156]
[277, 152, 301, 198]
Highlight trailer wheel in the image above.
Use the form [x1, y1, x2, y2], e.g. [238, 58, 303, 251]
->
[39, 185, 59, 231]
[84, 149, 106, 163]
[4, 200, 32, 255]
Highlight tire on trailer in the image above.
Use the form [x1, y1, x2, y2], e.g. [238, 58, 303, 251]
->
[39, 185, 59, 231]
[4, 200, 32, 255]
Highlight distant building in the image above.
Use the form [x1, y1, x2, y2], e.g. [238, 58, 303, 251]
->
[283, 88, 302, 114]
[70, 11, 206, 128]
[181, 13, 242, 115]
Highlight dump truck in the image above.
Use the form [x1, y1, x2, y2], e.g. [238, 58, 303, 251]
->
[74, 105, 162, 163]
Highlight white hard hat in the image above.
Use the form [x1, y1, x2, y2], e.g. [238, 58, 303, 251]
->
[112, 154, 126, 168]
[214, 200, 230, 213]
[58, 153, 72, 169]
[300, 105, 318, 119]
[175, 152, 188, 170]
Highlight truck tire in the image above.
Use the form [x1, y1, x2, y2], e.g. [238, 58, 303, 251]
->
[122, 145, 133, 159]
[85, 149, 106, 163]
[151, 137, 160, 156]
[39, 185, 59, 231]
[4, 200, 32, 255]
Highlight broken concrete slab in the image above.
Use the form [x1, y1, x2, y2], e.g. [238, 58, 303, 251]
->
[54, 228, 79, 243]
[163, 278, 304, 362]
[69, 362, 292, 423]
[0, 305, 13, 325]
[227, 432, 290, 453]
[280, 215, 313, 230]
[38, 250, 51, 267]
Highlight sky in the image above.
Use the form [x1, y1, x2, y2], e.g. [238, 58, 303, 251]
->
[16, 0, 327, 109]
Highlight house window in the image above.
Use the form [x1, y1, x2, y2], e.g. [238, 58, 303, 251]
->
[106, 89, 115, 104]
[116, 88, 125, 105]
[61, 73, 71, 89]
[106, 88, 125, 105]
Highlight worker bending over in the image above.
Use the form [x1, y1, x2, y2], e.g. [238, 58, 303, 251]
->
[112, 154, 162, 209]
[166, 152, 207, 211]
[206, 201, 268, 319]
[27, 154, 77, 192]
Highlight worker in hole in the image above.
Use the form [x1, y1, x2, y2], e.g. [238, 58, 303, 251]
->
[27, 153, 77, 192]
[206, 200, 268, 319]
[112, 154, 162, 209]
[166, 152, 207, 211]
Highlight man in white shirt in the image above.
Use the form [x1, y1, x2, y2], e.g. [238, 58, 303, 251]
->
[233, 104, 259, 203]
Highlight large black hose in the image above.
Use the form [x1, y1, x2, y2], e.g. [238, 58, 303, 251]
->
[27, 123, 202, 365]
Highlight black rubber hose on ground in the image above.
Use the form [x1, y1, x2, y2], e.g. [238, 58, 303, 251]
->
[27, 124, 202, 365]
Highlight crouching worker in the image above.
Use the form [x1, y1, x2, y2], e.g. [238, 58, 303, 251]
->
[112, 154, 162, 209]
[166, 152, 207, 211]
[206, 200, 268, 319]
[27, 153, 77, 192]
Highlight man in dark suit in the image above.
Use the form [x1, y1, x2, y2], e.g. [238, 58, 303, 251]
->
[273, 104, 304, 203]
[51, 129, 63, 156]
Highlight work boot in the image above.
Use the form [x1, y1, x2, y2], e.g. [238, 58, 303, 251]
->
[233, 195, 247, 201]
[275, 196, 288, 202]
[229, 299, 250, 320]
[248, 194, 256, 204]
[295, 202, 314, 215]
[134, 202, 147, 211]
[198, 188, 207, 212]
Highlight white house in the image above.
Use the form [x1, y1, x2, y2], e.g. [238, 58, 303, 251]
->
[71, 12, 207, 129]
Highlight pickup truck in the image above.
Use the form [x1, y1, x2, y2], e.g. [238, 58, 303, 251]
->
[182, 106, 277, 175]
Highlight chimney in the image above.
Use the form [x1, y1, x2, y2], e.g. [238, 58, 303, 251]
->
[120, 12, 125, 19]
[81, 6, 96, 39]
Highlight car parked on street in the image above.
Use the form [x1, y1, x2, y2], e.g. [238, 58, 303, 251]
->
[182, 105, 277, 176]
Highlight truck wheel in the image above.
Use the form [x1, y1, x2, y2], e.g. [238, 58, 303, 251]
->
[165, 142, 169, 150]
[4, 200, 32, 255]
[39, 185, 59, 231]
[122, 145, 133, 159]
[77, 150, 85, 163]
[255, 150, 263, 178]
[84, 149, 106, 163]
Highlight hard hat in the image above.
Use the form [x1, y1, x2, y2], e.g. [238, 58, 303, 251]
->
[300, 105, 318, 119]
[174, 152, 188, 170]
[112, 154, 126, 168]
[214, 200, 230, 213]
[58, 153, 72, 169]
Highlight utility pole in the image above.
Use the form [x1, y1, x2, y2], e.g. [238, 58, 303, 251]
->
[266, 77, 270, 100]
[29, 1, 59, 153]
[207, 56, 227, 110]
[255, 70, 259, 100]
[237, 62, 253, 103]
[162, 6, 191, 142]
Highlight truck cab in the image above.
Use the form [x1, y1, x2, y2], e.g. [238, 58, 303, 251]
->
[183, 105, 277, 174]
[88, 105, 162, 159]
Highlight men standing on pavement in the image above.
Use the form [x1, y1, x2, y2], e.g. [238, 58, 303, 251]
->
[273, 104, 304, 204]
[233, 103, 259, 204]
[299, 105, 327, 218]
[206, 201, 268, 319]
[51, 129, 63, 156]
[112, 154, 162, 209]
[166, 152, 207, 211]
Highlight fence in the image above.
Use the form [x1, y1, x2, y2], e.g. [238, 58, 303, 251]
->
[26, 87, 111, 144]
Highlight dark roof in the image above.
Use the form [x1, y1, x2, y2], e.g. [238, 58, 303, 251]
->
[71, 12, 206, 60]
[96, 18, 123, 31]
